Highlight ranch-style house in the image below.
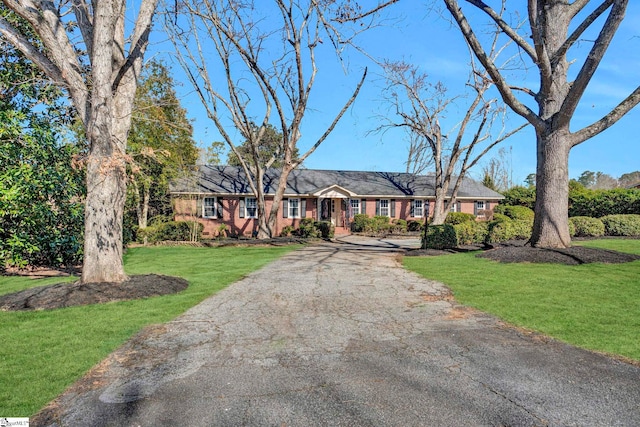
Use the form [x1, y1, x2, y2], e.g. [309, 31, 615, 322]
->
[169, 165, 504, 237]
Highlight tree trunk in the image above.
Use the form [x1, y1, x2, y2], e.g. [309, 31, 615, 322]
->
[82, 152, 127, 283]
[430, 189, 448, 225]
[530, 129, 572, 248]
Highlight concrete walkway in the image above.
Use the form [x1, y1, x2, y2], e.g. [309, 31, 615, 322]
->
[36, 237, 640, 426]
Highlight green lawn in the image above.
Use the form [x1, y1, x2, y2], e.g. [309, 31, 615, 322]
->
[0, 245, 297, 416]
[403, 239, 640, 362]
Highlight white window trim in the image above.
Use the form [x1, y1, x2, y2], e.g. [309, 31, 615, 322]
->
[379, 199, 390, 217]
[350, 199, 361, 215]
[245, 197, 258, 218]
[413, 199, 424, 218]
[449, 202, 457, 213]
[289, 197, 301, 219]
[203, 196, 217, 218]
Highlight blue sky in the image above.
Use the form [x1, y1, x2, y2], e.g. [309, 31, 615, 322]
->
[149, 2, 640, 185]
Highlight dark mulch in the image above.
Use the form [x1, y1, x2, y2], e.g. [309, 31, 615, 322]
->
[0, 274, 188, 312]
[405, 240, 640, 265]
[478, 241, 640, 265]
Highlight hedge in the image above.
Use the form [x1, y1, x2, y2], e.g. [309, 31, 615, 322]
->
[453, 221, 488, 246]
[445, 212, 476, 225]
[485, 219, 533, 243]
[281, 219, 335, 239]
[569, 188, 640, 218]
[493, 205, 535, 221]
[422, 224, 457, 249]
[501, 186, 536, 209]
[600, 214, 640, 236]
[350, 214, 393, 234]
[569, 216, 605, 237]
[137, 221, 203, 244]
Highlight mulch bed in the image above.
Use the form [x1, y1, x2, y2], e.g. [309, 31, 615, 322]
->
[405, 240, 640, 265]
[0, 274, 188, 312]
[478, 242, 640, 265]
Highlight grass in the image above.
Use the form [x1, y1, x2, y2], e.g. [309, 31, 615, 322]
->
[403, 239, 640, 362]
[0, 245, 297, 417]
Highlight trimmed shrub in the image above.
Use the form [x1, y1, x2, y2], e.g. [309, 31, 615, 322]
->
[569, 216, 605, 237]
[494, 205, 535, 221]
[296, 218, 321, 238]
[422, 224, 457, 249]
[485, 219, 533, 243]
[453, 221, 489, 246]
[316, 221, 335, 239]
[280, 225, 295, 237]
[351, 214, 369, 233]
[371, 216, 391, 233]
[445, 212, 476, 225]
[407, 220, 423, 232]
[600, 214, 640, 236]
[492, 213, 510, 223]
[138, 221, 203, 244]
[392, 219, 408, 233]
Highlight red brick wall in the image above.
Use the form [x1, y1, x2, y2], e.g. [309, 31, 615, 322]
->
[173, 196, 498, 237]
[174, 196, 317, 238]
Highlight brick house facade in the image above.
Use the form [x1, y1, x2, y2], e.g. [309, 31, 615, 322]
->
[170, 166, 504, 238]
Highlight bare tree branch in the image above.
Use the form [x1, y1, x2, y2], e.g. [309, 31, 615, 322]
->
[560, 0, 627, 125]
[572, 84, 640, 146]
[443, 0, 543, 130]
[331, 0, 400, 23]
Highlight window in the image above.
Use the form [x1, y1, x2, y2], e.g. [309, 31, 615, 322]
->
[245, 197, 257, 218]
[412, 199, 423, 218]
[449, 202, 457, 212]
[475, 201, 485, 215]
[289, 198, 300, 218]
[379, 199, 390, 217]
[203, 197, 217, 218]
[350, 199, 360, 216]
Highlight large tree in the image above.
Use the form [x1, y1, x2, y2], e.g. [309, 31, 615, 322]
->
[443, 0, 640, 248]
[168, 0, 392, 238]
[0, 0, 158, 282]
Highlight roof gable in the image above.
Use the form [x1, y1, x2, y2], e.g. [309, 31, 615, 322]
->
[311, 184, 357, 198]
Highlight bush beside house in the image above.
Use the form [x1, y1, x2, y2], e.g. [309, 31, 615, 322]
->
[280, 218, 335, 239]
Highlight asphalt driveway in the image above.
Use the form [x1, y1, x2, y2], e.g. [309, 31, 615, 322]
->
[35, 237, 640, 426]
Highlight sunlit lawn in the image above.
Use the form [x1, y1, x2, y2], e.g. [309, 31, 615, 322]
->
[0, 245, 298, 416]
[403, 239, 640, 361]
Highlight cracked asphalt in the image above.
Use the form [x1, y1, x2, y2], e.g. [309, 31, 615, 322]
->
[35, 236, 640, 426]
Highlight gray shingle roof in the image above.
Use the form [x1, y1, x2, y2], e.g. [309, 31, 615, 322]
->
[169, 165, 504, 199]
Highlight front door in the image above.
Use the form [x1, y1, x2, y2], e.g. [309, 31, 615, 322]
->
[320, 198, 344, 227]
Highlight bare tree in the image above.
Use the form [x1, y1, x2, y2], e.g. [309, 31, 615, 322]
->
[0, 0, 157, 282]
[481, 146, 512, 192]
[376, 56, 526, 226]
[443, 0, 640, 248]
[167, 1, 390, 238]
[404, 131, 435, 175]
